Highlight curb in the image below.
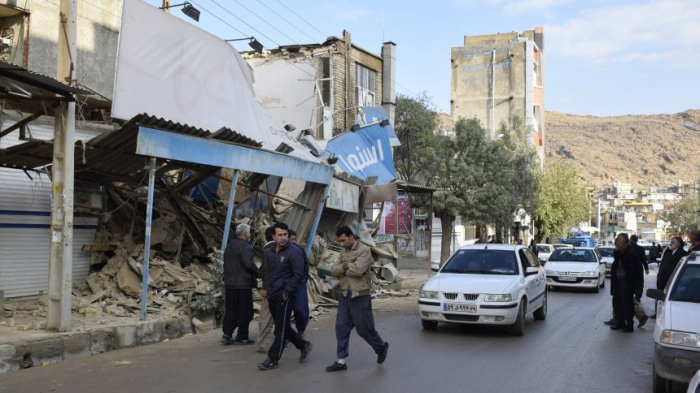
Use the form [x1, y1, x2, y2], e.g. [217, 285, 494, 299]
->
[0, 315, 192, 373]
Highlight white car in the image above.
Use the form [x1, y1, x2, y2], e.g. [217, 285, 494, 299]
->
[597, 246, 615, 276]
[647, 253, 700, 393]
[544, 247, 606, 292]
[536, 244, 555, 264]
[688, 370, 700, 393]
[419, 244, 547, 336]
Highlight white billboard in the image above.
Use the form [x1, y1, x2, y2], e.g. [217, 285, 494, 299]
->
[113, 0, 317, 162]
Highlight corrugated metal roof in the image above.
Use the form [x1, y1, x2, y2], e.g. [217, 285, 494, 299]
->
[0, 60, 91, 96]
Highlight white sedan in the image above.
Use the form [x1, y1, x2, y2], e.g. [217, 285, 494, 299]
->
[597, 246, 615, 276]
[545, 247, 606, 292]
[647, 253, 700, 393]
[419, 244, 547, 336]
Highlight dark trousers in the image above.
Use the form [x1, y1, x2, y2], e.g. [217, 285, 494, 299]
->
[268, 296, 306, 361]
[222, 288, 253, 340]
[293, 279, 309, 333]
[612, 279, 634, 328]
[336, 292, 385, 359]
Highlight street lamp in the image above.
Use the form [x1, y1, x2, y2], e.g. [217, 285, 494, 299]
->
[225, 37, 264, 53]
[160, 2, 200, 21]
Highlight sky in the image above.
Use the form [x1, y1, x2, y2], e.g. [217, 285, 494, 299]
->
[145, 0, 700, 117]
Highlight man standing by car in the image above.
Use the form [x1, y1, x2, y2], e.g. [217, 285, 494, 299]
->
[629, 235, 649, 327]
[689, 230, 700, 254]
[652, 236, 687, 319]
[258, 223, 312, 371]
[222, 224, 258, 345]
[326, 226, 389, 372]
[610, 233, 643, 332]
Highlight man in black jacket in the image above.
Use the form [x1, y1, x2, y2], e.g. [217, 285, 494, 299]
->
[629, 235, 649, 327]
[652, 236, 687, 319]
[222, 224, 258, 345]
[289, 229, 310, 338]
[258, 222, 312, 371]
[610, 233, 643, 332]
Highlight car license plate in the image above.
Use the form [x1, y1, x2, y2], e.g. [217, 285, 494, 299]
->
[443, 303, 477, 313]
[559, 276, 577, 281]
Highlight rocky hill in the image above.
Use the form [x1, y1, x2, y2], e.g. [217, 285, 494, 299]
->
[545, 110, 700, 188]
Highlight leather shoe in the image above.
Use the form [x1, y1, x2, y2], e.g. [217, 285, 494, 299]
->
[603, 319, 617, 326]
[377, 342, 389, 364]
[326, 362, 347, 372]
[609, 324, 624, 330]
[638, 315, 649, 328]
[621, 327, 634, 333]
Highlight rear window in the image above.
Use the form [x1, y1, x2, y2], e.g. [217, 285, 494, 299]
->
[549, 249, 598, 262]
[598, 248, 614, 257]
[441, 250, 518, 275]
[669, 264, 700, 303]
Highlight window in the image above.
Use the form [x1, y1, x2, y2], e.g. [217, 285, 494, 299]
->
[0, 4, 29, 67]
[355, 63, 376, 107]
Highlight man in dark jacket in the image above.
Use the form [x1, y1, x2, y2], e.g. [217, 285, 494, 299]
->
[222, 224, 258, 345]
[258, 222, 312, 371]
[652, 237, 687, 319]
[610, 233, 643, 332]
[689, 230, 700, 253]
[256, 227, 276, 354]
[629, 235, 649, 327]
[289, 229, 310, 338]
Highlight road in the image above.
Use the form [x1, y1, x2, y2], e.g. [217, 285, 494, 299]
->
[0, 273, 686, 393]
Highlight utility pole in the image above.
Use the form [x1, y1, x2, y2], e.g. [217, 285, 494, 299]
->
[47, 0, 77, 331]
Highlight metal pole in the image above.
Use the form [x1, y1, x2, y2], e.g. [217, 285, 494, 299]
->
[491, 49, 496, 139]
[47, 0, 76, 332]
[305, 184, 329, 256]
[221, 169, 240, 251]
[428, 193, 433, 267]
[141, 157, 157, 321]
[394, 192, 399, 259]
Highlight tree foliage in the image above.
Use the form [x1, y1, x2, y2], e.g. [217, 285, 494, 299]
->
[663, 197, 698, 235]
[393, 93, 439, 185]
[533, 161, 590, 240]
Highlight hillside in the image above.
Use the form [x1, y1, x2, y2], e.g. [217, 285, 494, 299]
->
[545, 109, 700, 188]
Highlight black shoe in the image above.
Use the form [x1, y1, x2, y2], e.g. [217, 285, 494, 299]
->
[650, 314, 657, 320]
[326, 362, 347, 372]
[377, 342, 389, 364]
[638, 315, 649, 328]
[299, 341, 313, 363]
[258, 358, 279, 370]
[221, 335, 233, 345]
[609, 324, 624, 330]
[603, 319, 617, 326]
[233, 339, 255, 345]
[621, 327, 634, 333]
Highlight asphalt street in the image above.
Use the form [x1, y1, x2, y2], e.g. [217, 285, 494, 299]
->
[0, 271, 685, 393]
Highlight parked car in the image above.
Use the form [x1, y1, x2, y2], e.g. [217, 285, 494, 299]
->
[647, 253, 700, 393]
[597, 246, 615, 276]
[419, 244, 547, 336]
[552, 244, 574, 250]
[537, 244, 555, 264]
[688, 370, 700, 393]
[544, 247, 606, 292]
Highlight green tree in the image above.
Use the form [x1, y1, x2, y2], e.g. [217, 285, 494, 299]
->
[663, 197, 698, 235]
[534, 161, 590, 240]
[393, 93, 439, 185]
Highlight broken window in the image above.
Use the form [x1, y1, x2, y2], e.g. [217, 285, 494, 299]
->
[355, 63, 376, 107]
[0, 4, 29, 67]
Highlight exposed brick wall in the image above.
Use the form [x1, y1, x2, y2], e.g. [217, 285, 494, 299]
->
[331, 53, 383, 135]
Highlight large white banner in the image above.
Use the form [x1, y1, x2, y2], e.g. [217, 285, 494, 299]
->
[113, 0, 317, 162]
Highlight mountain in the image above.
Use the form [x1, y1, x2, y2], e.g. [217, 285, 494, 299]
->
[545, 109, 700, 188]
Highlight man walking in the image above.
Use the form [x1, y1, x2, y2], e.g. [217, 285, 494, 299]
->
[629, 235, 649, 327]
[258, 223, 312, 370]
[222, 224, 258, 345]
[652, 236, 687, 319]
[610, 234, 643, 333]
[256, 227, 275, 354]
[288, 229, 310, 338]
[326, 226, 389, 372]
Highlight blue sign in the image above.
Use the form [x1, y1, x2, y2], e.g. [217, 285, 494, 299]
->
[361, 106, 400, 146]
[325, 123, 396, 184]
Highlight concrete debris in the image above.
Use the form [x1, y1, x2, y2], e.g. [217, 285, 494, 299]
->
[117, 264, 142, 297]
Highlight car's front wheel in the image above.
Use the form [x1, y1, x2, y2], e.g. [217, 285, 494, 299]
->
[421, 319, 438, 331]
[510, 299, 525, 336]
[652, 364, 671, 393]
[533, 291, 547, 320]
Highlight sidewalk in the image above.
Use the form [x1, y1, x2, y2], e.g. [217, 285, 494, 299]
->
[395, 256, 433, 291]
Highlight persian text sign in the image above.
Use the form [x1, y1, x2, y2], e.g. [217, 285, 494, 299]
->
[325, 123, 396, 184]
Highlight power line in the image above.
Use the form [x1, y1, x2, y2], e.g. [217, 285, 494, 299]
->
[208, 0, 280, 48]
[275, 0, 328, 41]
[230, 0, 299, 45]
[190, 1, 248, 37]
[256, 0, 319, 44]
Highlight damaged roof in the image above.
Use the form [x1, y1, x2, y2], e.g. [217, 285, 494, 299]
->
[0, 60, 91, 97]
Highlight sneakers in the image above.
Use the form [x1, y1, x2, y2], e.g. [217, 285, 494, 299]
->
[221, 335, 233, 345]
[377, 342, 389, 364]
[233, 339, 255, 345]
[299, 341, 313, 363]
[258, 358, 279, 370]
[638, 315, 649, 328]
[326, 361, 348, 372]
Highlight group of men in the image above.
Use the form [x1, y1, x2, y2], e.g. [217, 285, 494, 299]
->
[222, 222, 388, 372]
[605, 230, 700, 331]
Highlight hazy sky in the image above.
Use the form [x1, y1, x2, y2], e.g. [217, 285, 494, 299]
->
[145, 0, 700, 116]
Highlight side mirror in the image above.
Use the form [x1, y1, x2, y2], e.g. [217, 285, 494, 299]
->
[525, 266, 539, 275]
[647, 288, 665, 301]
[539, 259, 547, 265]
[430, 263, 440, 273]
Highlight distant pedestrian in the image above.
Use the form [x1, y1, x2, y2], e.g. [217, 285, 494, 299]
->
[629, 235, 649, 327]
[528, 240, 538, 257]
[256, 227, 276, 354]
[652, 236, 687, 319]
[656, 243, 663, 260]
[326, 226, 389, 372]
[609, 234, 643, 333]
[222, 224, 258, 345]
[258, 222, 312, 371]
[288, 229, 310, 338]
[649, 241, 659, 263]
[689, 230, 700, 253]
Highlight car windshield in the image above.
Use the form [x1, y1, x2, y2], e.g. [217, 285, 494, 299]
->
[669, 265, 700, 303]
[537, 245, 551, 253]
[441, 250, 518, 275]
[548, 249, 597, 262]
[598, 248, 614, 257]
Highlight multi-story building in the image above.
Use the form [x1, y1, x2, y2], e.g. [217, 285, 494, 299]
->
[451, 27, 545, 166]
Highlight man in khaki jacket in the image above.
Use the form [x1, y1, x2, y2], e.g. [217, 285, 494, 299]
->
[325, 226, 389, 372]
